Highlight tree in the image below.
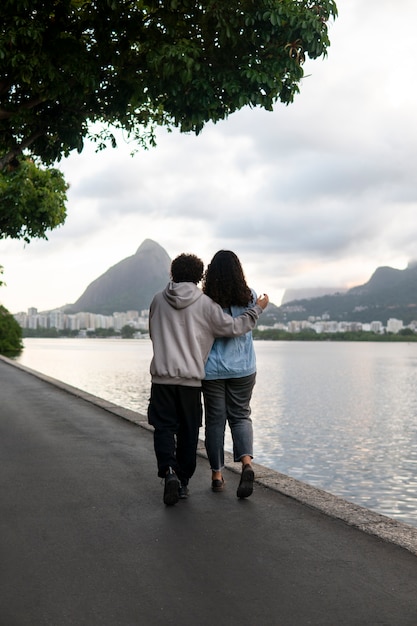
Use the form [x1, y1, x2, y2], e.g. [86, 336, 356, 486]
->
[398, 328, 415, 337]
[0, 1, 337, 240]
[0, 265, 23, 355]
[0, 158, 68, 241]
[121, 324, 136, 338]
[0, 0, 337, 171]
[0, 305, 23, 355]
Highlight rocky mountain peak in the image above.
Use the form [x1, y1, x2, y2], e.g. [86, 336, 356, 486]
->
[65, 239, 171, 315]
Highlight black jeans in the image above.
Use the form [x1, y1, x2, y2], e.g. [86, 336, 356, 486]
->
[148, 383, 202, 483]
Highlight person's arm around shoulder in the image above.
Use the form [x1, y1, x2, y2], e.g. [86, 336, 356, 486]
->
[208, 293, 269, 338]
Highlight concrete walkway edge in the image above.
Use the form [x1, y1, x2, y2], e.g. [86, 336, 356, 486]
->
[3, 354, 417, 557]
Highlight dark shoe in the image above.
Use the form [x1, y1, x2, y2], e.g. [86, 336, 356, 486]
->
[163, 467, 180, 505]
[237, 464, 254, 499]
[178, 483, 189, 499]
[211, 477, 225, 492]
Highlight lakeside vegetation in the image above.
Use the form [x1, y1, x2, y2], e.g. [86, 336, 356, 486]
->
[0, 266, 22, 356]
[252, 328, 417, 342]
[0, 304, 23, 356]
[18, 327, 417, 342]
[21, 326, 147, 339]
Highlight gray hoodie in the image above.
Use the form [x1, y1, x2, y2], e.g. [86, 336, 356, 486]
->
[149, 281, 262, 387]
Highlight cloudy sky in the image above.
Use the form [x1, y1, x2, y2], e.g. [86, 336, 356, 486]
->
[1, 0, 416, 313]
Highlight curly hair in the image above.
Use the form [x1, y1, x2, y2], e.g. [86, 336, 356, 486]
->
[171, 253, 204, 284]
[202, 250, 252, 308]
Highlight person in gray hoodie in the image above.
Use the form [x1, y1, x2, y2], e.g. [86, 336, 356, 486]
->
[148, 253, 269, 505]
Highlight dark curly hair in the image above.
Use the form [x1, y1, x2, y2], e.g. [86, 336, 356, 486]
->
[202, 250, 252, 308]
[171, 253, 204, 284]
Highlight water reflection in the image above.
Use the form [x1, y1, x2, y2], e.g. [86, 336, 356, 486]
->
[17, 338, 417, 528]
[250, 341, 417, 527]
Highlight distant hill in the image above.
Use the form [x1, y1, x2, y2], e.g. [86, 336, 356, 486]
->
[65, 239, 170, 315]
[276, 262, 417, 325]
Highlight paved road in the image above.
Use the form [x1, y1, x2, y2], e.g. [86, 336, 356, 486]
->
[1, 357, 417, 626]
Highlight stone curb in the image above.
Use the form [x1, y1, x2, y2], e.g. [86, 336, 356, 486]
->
[3, 354, 417, 557]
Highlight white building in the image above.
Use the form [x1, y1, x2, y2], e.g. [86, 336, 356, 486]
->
[49, 310, 64, 330]
[370, 321, 383, 333]
[386, 318, 404, 334]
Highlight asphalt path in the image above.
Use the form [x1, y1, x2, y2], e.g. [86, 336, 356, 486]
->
[1, 358, 417, 626]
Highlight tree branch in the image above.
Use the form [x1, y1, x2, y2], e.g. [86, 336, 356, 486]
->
[0, 94, 48, 119]
[0, 130, 44, 171]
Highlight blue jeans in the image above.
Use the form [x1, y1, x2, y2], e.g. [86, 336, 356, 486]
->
[202, 373, 256, 471]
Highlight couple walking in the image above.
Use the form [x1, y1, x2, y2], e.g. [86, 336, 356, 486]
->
[148, 250, 269, 505]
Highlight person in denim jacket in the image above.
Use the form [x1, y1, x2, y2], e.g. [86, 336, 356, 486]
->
[202, 250, 266, 498]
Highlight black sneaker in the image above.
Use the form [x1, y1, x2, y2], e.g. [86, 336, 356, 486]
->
[163, 467, 180, 505]
[178, 483, 189, 499]
[237, 464, 254, 499]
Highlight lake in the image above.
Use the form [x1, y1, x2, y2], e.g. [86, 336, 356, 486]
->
[16, 338, 417, 528]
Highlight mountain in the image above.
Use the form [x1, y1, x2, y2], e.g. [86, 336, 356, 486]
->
[65, 239, 170, 315]
[63, 241, 417, 325]
[276, 262, 417, 325]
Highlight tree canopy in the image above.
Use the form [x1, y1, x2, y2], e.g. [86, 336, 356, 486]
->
[0, 0, 337, 241]
[0, 0, 337, 171]
[0, 158, 68, 241]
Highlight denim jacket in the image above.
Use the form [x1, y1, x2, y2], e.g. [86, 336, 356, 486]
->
[204, 289, 257, 381]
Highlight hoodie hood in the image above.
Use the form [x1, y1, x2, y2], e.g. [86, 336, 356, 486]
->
[163, 281, 203, 310]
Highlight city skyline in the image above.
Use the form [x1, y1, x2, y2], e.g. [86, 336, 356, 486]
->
[14, 304, 411, 337]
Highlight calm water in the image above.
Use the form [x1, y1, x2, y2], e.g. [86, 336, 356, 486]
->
[16, 338, 417, 528]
